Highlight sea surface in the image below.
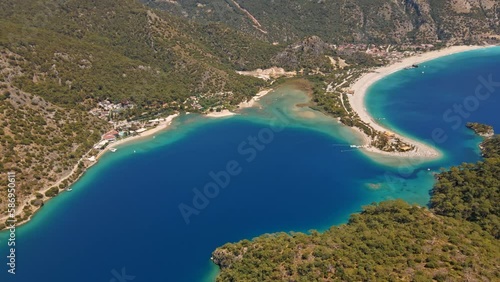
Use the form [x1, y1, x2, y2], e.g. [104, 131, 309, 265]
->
[0, 47, 499, 282]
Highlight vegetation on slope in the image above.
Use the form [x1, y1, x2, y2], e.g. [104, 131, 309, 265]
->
[431, 135, 500, 239]
[212, 132, 500, 281]
[213, 201, 499, 281]
[144, 0, 500, 44]
[0, 88, 110, 227]
[0, 0, 277, 110]
[0, 0, 282, 223]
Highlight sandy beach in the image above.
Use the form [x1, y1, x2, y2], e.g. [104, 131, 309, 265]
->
[101, 88, 273, 154]
[348, 45, 489, 159]
[205, 109, 237, 118]
[238, 89, 273, 109]
[205, 89, 274, 117]
[95, 113, 180, 159]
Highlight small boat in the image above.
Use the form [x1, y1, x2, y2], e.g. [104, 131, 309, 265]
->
[404, 64, 419, 70]
[109, 148, 117, 152]
[67, 188, 73, 192]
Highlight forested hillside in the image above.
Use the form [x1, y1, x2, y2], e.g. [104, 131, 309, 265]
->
[0, 0, 281, 224]
[0, 0, 278, 108]
[431, 135, 500, 239]
[142, 0, 500, 44]
[213, 135, 500, 281]
[213, 201, 499, 281]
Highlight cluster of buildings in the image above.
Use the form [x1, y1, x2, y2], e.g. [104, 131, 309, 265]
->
[89, 100, 135, 120]
[92, 116, 177, 150]
[183, 96, 203, 111]
[88, 98, 183, 153]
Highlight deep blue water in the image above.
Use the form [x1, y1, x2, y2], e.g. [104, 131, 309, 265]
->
[0, 47, 499, 282]
[0, 120, 395, 282]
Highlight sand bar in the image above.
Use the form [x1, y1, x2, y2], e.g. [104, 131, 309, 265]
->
[348, 45, 490, 159]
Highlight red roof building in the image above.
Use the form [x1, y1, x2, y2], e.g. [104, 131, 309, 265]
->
[103, 130, 119, 140]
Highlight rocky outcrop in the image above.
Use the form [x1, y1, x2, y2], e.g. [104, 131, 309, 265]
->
[467, 122, 495, 138]
[211, 248, 242, 269]
[271, 36, 335, 70]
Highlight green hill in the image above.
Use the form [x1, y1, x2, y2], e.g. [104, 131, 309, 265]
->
[431, 135, 500, 239]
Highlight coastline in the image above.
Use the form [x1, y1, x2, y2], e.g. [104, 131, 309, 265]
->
[205, 109, 237, 118]
[0, 113, 180, 230]
[95, 113, 180, 159]
[2, 46, 490, 231]
[238, 89, 273, 109]
[347, 45, 489, 159]
[2, 46, 498, 282]
[204, 88, 274, 117]
[0, 89, 277, 231]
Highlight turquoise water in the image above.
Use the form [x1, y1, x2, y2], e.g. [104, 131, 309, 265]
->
[0, 48, 499, 282]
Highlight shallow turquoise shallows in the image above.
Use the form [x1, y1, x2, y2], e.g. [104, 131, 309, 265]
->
[0, 47, 499, 282]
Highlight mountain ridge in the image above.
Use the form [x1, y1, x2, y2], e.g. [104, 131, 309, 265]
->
[142, 0, 500, 44]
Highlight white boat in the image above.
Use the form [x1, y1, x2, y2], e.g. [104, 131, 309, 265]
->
[67, 188, 72, 192]
[109, 148, 117, 152]
[349, 145, 365, 149]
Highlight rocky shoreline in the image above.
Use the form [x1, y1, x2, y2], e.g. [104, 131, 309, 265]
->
[467, 122, 495, 138]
